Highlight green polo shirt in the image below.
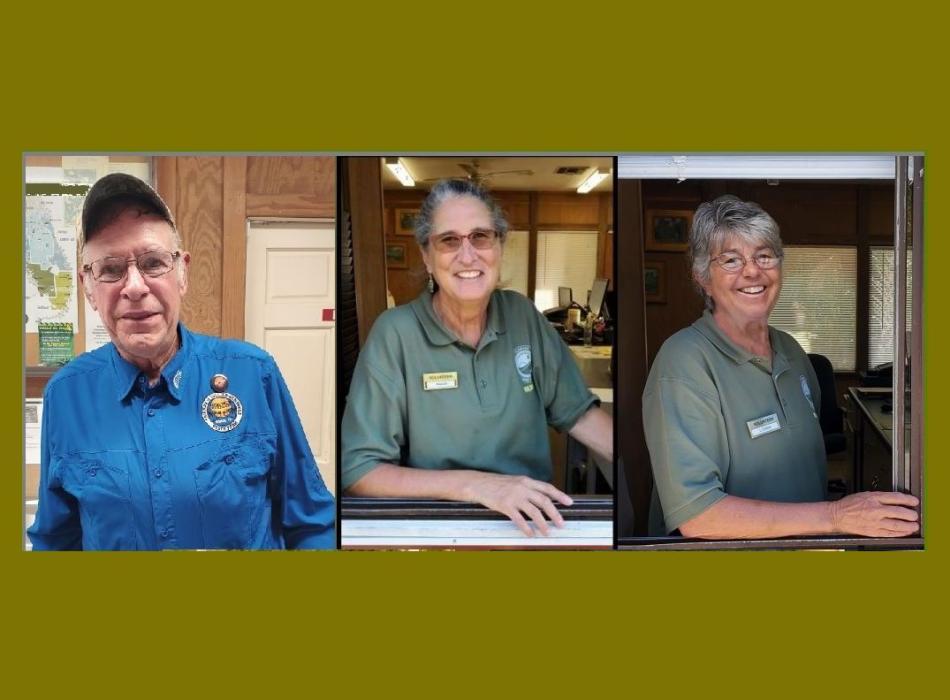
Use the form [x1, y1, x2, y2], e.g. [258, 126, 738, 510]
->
[342, 289, 599, 489]
[643, 311, 827, 535]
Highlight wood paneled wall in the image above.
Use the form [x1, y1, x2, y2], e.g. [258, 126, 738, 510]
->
[381, 189, 612, 307]
[245, 158, 335, 218]
[616, 179, 648, 535]
[155, 156, 336, 339]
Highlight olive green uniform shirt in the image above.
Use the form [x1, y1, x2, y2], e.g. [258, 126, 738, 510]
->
[342, 290, 598, 489]
[644, 311, 827, 535]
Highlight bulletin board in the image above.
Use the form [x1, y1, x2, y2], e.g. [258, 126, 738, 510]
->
[24, 156, 152, 383]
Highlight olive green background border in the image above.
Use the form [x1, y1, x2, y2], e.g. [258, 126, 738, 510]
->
[3, 3, 946, 696]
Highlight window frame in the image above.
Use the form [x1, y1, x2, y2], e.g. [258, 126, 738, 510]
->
[616, 154, 924, 551]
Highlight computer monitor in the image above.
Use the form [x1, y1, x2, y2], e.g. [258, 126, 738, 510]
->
[558, 286, 573, 308]
[588, 278, 608, 318]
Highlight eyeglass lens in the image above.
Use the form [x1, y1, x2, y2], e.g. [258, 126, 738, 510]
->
[718, 252, 779, 272]
[432, 230, 497, 252]
[92, 250, 177, 282]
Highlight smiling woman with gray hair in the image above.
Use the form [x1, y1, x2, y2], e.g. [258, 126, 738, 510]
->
[643, 194, 919, 540]
[341, 179, 613, 537]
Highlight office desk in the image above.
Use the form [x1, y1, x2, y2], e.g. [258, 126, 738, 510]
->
[342, 496, 613, 549]
[847, 387, 910, 492]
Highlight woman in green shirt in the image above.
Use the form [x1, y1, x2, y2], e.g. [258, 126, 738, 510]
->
[644, 195, 918, 539]
[342, 179, 612, 537]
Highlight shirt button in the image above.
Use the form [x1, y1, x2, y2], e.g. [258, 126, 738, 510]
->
[154, 469, 163, 478]
[147, 409, 156, 417]
[480, 380, 487, 388]
[224, 454, 235, 465]
[160, 529, 169, 539]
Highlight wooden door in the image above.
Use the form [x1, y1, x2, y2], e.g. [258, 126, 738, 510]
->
[245, 220, 336, 493]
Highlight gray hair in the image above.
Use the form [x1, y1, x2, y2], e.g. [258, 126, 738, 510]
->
[414, 179, 509, 246]
[688, 194, 783, 311]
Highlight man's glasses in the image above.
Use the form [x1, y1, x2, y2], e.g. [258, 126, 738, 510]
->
[83, 249, 181, 283]
[429, 229, 499, 253]
[713, 251, 782, 273]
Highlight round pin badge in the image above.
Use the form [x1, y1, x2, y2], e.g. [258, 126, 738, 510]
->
[201, 392, 244, 432]
[211, 374, 229, 392]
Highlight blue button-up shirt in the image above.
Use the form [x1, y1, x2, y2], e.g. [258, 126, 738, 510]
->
[28, 325, 336, 550]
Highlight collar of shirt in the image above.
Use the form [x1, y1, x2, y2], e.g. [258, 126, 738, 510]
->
[692, 310, 791, 377]
[410, 290, 507, 349]
[110, 323, 194, 402]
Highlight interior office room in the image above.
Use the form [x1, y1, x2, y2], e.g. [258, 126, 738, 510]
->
[614, 154, 923, 549]
[24, 155, 337, 547]
[339, 156, 614, 548]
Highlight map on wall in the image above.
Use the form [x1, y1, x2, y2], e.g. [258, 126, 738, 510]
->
[25, 195, 80, 333]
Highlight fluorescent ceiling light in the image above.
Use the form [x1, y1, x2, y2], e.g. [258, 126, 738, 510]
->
[577, 168, 608, 193]
[385, 157, 415, 187]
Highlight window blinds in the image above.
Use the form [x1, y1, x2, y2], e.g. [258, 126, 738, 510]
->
[534, 230, 598, 312]
[868, 247, 913, 370]
[499, 230, 529, 297]
[769, 246, 857, 371]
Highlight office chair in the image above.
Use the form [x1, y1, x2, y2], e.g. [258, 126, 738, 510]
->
[807, 353, 847, 456]
[808, 353, 849, 498]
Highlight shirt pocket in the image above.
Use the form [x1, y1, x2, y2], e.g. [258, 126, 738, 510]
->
[51, 455, 137, 550]
[193, 441, 272, 549]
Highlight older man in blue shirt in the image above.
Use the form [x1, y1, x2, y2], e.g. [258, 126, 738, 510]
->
[28, 173, 335, 550]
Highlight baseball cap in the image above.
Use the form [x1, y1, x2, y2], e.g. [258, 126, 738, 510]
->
[81, 172, 176, 247]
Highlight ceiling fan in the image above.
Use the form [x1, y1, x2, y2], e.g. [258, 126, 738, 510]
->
[423, 159, 534, 186]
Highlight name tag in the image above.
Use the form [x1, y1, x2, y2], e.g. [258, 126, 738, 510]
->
[747, 413, 781, 439]
[422, 372, 459, 391]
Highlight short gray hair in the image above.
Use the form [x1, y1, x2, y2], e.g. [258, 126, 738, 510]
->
[688, 194, 783, 310]
[414, 179, 509, 246]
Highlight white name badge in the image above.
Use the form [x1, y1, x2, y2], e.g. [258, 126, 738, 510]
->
[422, 372, 459, 391]
[747, 413, 781, 439]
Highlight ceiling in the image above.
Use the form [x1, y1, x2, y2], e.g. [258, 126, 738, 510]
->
[379, 156, 613, 192]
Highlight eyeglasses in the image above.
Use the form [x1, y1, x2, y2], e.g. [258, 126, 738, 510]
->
[429, 229, 499, 253]
[712, 251, 782, 273]
[83, 249, 181, 283]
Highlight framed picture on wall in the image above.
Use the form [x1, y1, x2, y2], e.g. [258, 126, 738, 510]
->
[394, 208, 419, 237]
[644, 260, 666, 303]
[386, 240, 409, 269]
[645, 209, 692, 251]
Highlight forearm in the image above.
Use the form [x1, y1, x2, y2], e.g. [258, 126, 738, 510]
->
[347, 462, 575, 537]
[679, 494, 836, 539]
[567, 407, 613, 462]
[345, 463, 486, 502]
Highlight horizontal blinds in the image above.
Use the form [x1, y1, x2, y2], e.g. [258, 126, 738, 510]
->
[868, 247, 913, 370]
[769, 246, 856, 371]
[617, 155, 898, 180]
[534, 230, 598, 312]
[500, 230, 529, 297]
